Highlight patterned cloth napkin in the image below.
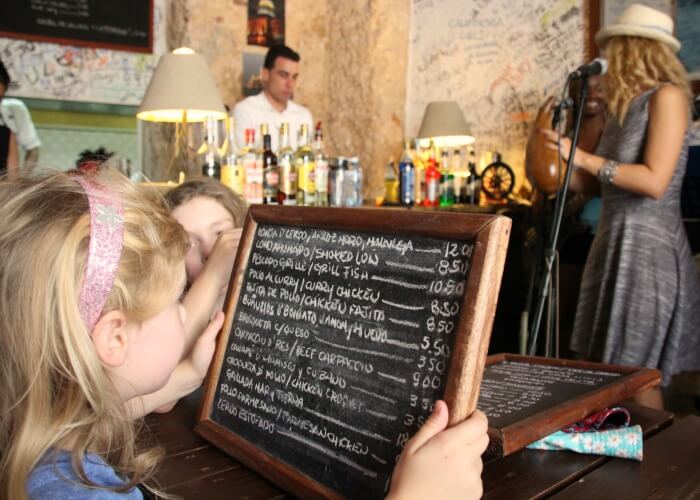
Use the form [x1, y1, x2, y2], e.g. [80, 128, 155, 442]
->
[526, 407, 643, 461]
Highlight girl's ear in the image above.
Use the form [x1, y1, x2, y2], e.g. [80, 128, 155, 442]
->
[91, 310, 131, 367]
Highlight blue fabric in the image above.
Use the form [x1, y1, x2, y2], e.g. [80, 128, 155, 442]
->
[580, 197, 601, 234]
[27, 450, 142, 499]
[527, 424, 643, 461]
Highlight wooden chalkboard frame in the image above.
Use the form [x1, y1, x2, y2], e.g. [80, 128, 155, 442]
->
[196, 206, 510, 499]
[0, 0, 154, 53]
[482, 353, 662, 459]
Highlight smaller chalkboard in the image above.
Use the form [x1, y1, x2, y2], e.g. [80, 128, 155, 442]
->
[196, 206, 511, 500]
[478, 353, 662, 459]
[0, 0, 153, 53]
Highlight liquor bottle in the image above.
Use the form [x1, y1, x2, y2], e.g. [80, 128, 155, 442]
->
[255, 123, 269, 175]
[384, 157, 399, 205]
[277, 123, 297, 205]
[201, 115, 221, 179]
[439, 150, 455, 207]
[398, 140, 415, 206]
[451, 149, 466, 204]
[295, 124, 315, 206]
[262, 133, 279, 204]
[346, 157, 363, 207]
[221, 114, 244, 195]
[423, 142, 440, 207]
[329, 157, 347, 207]
[411, 139, 425, 205]
[242, 128, 262, 204]
[313, 122, 329, 206]
[467, 147, 479, 205]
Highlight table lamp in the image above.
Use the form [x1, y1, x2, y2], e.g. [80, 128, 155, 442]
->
[137, 47, 226, 181]
[417, 100, 475, 148]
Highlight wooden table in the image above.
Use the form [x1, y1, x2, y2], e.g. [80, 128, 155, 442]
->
[144, 392, 690, 499]
[551, 414, 700, 499]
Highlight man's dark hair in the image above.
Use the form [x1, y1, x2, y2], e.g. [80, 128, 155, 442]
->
[0, 59, 11, 89]
[263, 45, 300, 70]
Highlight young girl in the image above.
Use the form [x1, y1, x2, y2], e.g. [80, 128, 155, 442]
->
[0, 170, 223, 497]
[0, 170, 488, 499]
[140, 180, 246, 414]
[165, 178, 247, 358]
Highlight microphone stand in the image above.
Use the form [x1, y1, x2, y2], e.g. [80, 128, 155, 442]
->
[528, 77, 589, 356]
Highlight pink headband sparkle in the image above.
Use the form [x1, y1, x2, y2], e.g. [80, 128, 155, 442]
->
[75, 176, 125, 331]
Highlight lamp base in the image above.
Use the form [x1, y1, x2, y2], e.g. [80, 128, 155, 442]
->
[165, 110, 191, 183]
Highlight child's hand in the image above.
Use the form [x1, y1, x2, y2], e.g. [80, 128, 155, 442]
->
[387, 401, 489, 500]
[203, 228, 243, 295]
[185, 311, 224, 382]
[125, 312, 225, 418]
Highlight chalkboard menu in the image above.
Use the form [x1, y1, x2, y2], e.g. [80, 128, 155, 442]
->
[197, 206, 511, 499]
[478, 354, 662, 458]
[0, 0, 153, 53]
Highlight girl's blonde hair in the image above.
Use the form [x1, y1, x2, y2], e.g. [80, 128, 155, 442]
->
[603, 36, 691, 124]
[0, 169, 188, 499]
[165, 178, 248, 228]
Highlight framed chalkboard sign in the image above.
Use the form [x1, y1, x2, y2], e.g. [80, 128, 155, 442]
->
[0, 0, 153, 53]
[478, 353, 662, 459]
[196, 206, 511, 499]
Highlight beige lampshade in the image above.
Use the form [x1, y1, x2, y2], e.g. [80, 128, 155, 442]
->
[137, 48, 227, 123]
[417, 100, 474, 148]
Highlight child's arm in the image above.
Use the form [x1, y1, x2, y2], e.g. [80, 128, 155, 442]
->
[181, 229, 242, 355]
[387, 401, 489, 500]
[126, 312, 224, 418]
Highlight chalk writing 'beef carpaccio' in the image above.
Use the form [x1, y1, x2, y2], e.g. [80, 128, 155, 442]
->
[210, 224, 473, 498]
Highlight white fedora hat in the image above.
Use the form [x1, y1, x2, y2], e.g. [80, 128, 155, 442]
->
[595, 3, 680, 52]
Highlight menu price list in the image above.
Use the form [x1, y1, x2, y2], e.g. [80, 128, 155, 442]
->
[477, 361, 623, 428]
[211, 224, 473, 498]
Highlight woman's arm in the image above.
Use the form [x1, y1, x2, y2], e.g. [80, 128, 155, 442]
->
[568, 168, 600, 196]
[542, 85, 688, 200]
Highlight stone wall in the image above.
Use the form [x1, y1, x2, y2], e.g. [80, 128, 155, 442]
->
[144, 0, 409, 201]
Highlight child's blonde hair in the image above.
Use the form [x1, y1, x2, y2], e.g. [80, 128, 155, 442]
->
[0, 169, 188, 499]
[603, 36, 691, 124]
[165, 178, 248, 228]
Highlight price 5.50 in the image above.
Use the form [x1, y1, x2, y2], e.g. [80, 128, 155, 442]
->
[420, 336, 451, 357]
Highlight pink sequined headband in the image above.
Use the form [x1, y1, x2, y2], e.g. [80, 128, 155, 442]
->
[74, 176, 125, 331]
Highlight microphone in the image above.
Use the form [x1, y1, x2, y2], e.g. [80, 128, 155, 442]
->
[570, 58, 608, 79]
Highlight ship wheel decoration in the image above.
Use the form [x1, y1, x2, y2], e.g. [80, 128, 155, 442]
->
[480, 154, 515, 200]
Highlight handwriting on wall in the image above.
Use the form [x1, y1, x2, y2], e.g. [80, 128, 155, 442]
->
[0, 0, 165, 105]
[211, 223, 473, 498]
[407, 0, 585, 186]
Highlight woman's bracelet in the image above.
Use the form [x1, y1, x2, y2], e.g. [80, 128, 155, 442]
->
[598, 159, 620, 185]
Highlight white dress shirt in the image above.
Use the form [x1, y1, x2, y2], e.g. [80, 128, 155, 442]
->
[0, 98, 41, 151]
[233, 92, 313, 152]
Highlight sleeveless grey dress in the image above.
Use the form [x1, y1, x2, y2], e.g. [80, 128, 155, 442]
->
[570, 87, 700, 386]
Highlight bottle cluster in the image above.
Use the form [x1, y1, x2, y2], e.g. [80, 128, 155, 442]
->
[203, 116, 362, 207]
[394, 140, 481, 207]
